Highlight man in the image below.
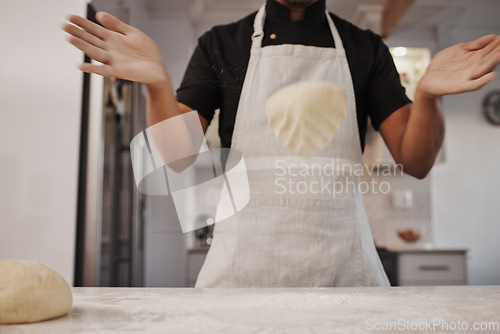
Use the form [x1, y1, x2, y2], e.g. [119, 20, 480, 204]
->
[64, 0, 500, 287]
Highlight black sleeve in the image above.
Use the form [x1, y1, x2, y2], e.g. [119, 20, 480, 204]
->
[367, 33, 412, 130]
[176, 33, 222, 125]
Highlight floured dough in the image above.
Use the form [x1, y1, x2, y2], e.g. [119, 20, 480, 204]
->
[0, 259, 73, 324]
[265, 81, 347, 158]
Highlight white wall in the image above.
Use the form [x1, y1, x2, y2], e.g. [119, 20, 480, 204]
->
[0, 0, 87, 284]
[432, 2, 500, 285]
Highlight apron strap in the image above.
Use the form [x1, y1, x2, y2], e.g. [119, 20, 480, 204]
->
[325, 10, 344, 51]
[251, 4, 266, 49]
[251, 4, 345, 51]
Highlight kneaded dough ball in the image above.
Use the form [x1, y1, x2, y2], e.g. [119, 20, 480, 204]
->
[0, 259, 73, 324]
[265, 81, 347, 158]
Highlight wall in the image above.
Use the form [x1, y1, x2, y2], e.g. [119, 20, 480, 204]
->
[432, 1, 500, 285]
[0, 0, 87, 284]
[363, 173, 433, 250]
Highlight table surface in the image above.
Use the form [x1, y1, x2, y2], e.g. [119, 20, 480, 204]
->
[1, 286, 499, 333]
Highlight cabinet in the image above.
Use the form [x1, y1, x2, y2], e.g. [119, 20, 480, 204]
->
[397, 250, 468, 286]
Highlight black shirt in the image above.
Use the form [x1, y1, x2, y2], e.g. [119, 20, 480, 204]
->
[176, 0, 411, 150]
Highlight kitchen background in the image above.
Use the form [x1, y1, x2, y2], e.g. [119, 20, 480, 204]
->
[0, 0, 499, 287]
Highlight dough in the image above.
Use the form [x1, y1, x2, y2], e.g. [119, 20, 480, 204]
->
[0, 259, 73, 324]
[265, 81, 347, 158]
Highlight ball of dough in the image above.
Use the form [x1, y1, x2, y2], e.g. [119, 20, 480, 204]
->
[0, 259, 73, 324]
[265, 81, 347, 158]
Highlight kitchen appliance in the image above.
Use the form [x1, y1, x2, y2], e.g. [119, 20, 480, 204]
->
[482, 90, 500, 125]
[74, 3, 147, 286]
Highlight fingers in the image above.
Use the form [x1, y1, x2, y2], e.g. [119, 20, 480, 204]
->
[474, 49, 500, 78]
[67, 14, 108, 40]
[64, 16, 110, 65]
[464, 34, 497, 51]
[63, 22, 105, 50]
[480, 35, 500, 55]
[96, 11, 134, 35]
[68, 35, 110, 64]
[79, 62, 112, 77]
[464, 72, 497, 92]
[469, 36, 500, 80]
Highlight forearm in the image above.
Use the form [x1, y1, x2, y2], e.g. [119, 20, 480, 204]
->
[398, 86, 445, 179]
[379, 34, 499, 179]
[144, 70, 200, 170]
[145, 70, 181, 127]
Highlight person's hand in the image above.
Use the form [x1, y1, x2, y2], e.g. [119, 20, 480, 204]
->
[63, 12, 168, 85]
[418, 34, 500, 98]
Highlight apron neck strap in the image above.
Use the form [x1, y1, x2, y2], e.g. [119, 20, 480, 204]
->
[251, 4, 345, 51]
[251, 4, 266, 49]
[325, 10, 344, 50]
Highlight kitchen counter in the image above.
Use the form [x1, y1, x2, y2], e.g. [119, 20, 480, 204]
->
[1, 286, 499, 333]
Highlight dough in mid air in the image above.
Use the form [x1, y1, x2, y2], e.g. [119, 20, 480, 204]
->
[265, 81, 347, 158]
[0, 259, 73, 324]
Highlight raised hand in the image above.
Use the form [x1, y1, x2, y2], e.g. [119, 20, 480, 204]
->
[63, 12, 168, 85]
[418, 34, 500, 97]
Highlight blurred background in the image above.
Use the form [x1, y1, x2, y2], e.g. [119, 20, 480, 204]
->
[0, 0, 499, 288]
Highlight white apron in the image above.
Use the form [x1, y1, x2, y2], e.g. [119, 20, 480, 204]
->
[195, 4, 390, 287]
